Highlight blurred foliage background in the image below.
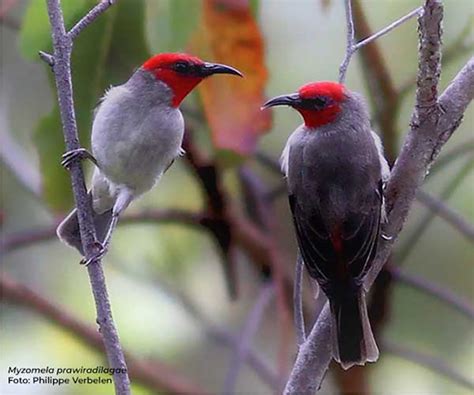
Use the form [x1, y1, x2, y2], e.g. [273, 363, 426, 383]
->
[1, 0, 473, 394]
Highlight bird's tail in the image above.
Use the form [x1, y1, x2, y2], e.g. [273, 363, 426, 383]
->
[56, 205, 113, 255]
[329, 289, 379, 370]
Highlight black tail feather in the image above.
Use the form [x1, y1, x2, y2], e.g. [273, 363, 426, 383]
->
[330, 290, 379, 369]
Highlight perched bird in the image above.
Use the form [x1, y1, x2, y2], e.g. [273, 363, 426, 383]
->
[263, 81, 389, 369]
[57, 53, 242, 264]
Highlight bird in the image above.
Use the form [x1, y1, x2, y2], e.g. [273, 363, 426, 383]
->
[57, 52, 243, 265]
[262, 81, 389, 369]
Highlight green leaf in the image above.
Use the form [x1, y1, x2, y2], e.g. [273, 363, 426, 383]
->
[19, 0, 90, 60]
[145, 0, 201, 53]
[32, 0, 150, 212]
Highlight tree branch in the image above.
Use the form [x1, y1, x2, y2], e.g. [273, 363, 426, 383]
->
[0, 275, 209, 394]
[284, 1, 474, 391]
[390, 267, 474, 320]
[293, 252, 306, 347]
[353, 6, 422, 51]
[339, 0, 421, 84]
[68, 0, 116, 41]
[43, 0, 129, 393]
[416, 189, 474, 241]
[397, 157, 473, 264]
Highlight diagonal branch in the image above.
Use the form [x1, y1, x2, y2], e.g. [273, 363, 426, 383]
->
[416, 189, 474, 242]
[68, 0, 116, 40]
[43, 0, 129, 393]
[339, 0, 421, 84]
[390, 267, 474, 320]
[284, 1, 474, 392]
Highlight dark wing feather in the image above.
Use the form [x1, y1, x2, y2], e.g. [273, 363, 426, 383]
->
[289, 181, 383, 291]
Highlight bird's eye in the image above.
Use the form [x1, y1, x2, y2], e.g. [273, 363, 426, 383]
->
[173, 61, 189, 72]
[313, 97, 327, 109]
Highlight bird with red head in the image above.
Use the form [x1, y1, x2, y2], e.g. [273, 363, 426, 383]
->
[57, 53, 242, 264]
[264, 81, 390, 369]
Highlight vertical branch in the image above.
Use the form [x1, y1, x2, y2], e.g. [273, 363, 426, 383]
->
[339, 0, 356, 83]
[293, 252, 306, 347]
[44, 1, 130, 394]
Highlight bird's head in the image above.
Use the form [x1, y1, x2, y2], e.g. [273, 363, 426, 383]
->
[262, 81, 347, 128]
[142, 53, 243, 107]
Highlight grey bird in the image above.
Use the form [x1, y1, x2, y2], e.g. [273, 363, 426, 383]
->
[263, 81, 389, 369]
[57, 53, 242, 264]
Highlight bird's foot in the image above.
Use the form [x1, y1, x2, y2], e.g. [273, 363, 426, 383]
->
[61, 148, 98, 169]
[80, 241, 107, 266]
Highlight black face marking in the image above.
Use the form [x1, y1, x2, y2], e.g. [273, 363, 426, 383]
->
[298, 96, 333, 110]
[171, 61, 200, 75]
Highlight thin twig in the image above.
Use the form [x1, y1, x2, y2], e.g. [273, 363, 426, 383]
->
[0, 275, 209, 394]
[39, 50, 55, 66]
[223, 282, 275, 394]
[354, 7, 422, 51]
[390, 267, 474, 320]
[397, 157, 474, 264]
[339, 0, 356, 83]
[293, 252, 306, 347]
[68, 0, 116, 41]
[1, 209, 204, 253]
[383, 340, 474, 389]
[416, 189, 474, 242]
[43, 1, 129, 393]
[339, 0, 420, 84]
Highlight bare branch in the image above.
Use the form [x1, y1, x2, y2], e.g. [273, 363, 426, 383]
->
[1, 209, 204, 253]
[0, 275, 209, 394]
[223, 282, 275, 393]
[68, 0, 116, 41]
[390, 267, 474, 320]
[339, 0, 356, 83]
[416, 189, 474, 241]
[39, 50, 55, 66]
[293, 252, 306, 347]
[44, 0, 129, 393]
[397, 157, 473, 263]
[285, 2, 474, 392]
[383, 340, 474, 389]
[339, 0, 421, 84]
[354, 7, 422, 51]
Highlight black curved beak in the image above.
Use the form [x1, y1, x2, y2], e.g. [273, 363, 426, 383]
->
[201, 62, 243, 77]
[261, 93, 301, 109]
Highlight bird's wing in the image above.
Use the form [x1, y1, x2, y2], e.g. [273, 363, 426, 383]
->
[289, 180, 383, 290]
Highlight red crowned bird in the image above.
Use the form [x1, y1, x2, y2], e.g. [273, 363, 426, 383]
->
[57, 53, 242, 264]
[263, 81, 389, 369]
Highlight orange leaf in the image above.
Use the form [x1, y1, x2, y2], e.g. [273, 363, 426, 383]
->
[191, 0, 271, 157]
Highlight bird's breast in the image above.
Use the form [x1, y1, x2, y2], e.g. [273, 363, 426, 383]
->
[91, 95, 184, 194]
